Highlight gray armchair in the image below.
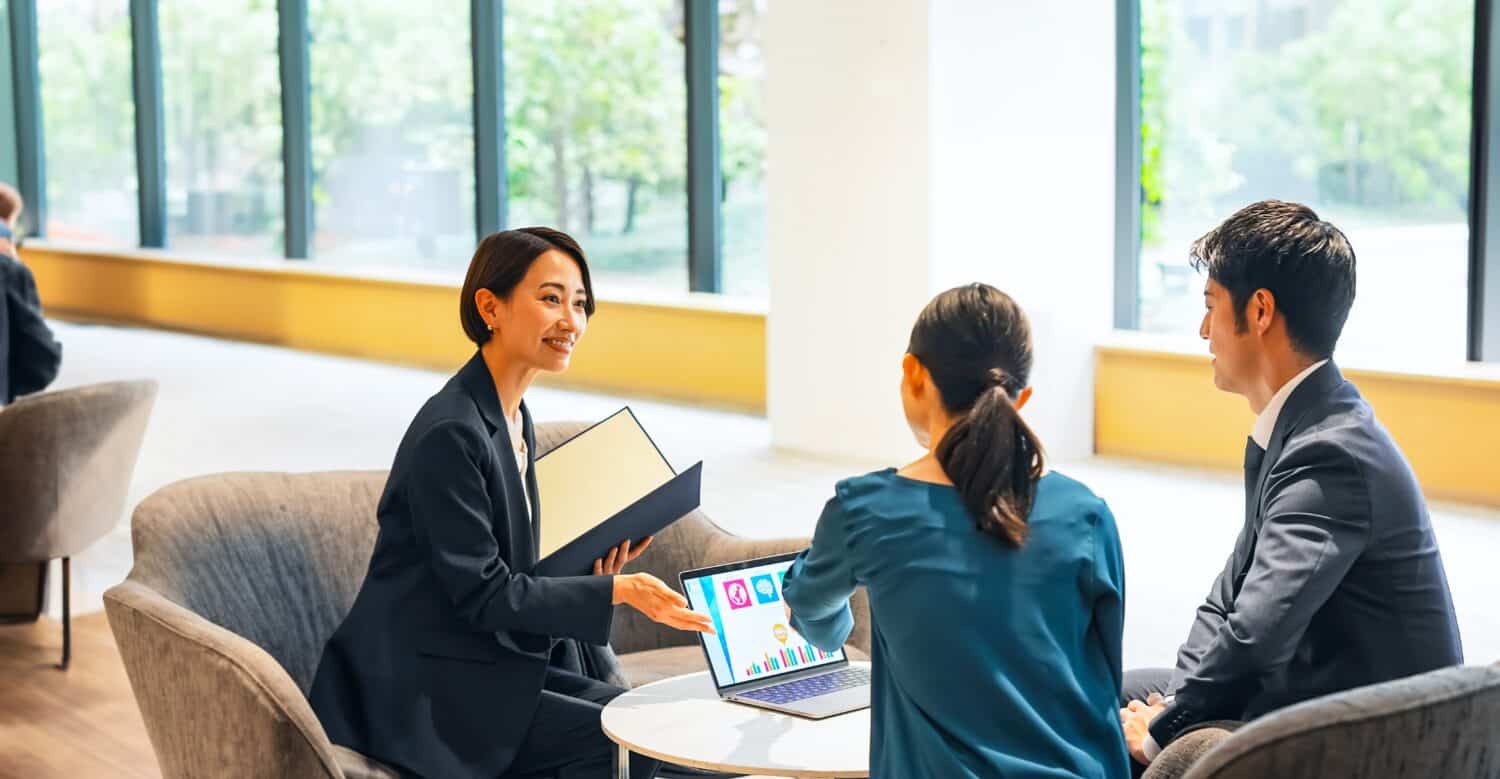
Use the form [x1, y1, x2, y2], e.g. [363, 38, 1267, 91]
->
[1146, 663, 1500, 779]
[0, 379, 156, 668]
[103, 420, 870, 779]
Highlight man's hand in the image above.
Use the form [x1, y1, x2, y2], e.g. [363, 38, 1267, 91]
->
[1119, 693, 1166, 766]
[592, 535, 654, 575]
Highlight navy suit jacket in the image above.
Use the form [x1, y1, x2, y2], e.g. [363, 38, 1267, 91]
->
[1, 252, 61, 404]
[309, 352, 616, 778]
[1151, 361, 1464, 747]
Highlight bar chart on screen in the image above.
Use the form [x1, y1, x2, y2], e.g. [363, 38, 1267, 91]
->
[744, 643, 837, 678]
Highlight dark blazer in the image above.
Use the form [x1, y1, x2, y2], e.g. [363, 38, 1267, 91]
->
[1151, 361, 1464, 747]
[1, 252, 61, 404]
[309, 352, 616, 778]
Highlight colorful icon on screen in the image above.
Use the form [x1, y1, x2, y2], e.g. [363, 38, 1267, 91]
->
[723, 578, 752, 610]
[773, 623, 789, 644]
[751, 573, 780, 604]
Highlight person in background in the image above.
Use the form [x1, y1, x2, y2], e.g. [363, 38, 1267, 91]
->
[1118, 201, 1463, 773]
[782, 283, 1130, 779]
[0, 183, 62, 404]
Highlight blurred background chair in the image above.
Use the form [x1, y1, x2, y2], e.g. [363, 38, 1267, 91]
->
[103, 420, 869, 779]
[1146, 663, 1500, 779]
[0, 379, 157, 669]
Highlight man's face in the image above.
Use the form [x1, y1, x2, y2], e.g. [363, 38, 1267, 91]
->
[1200, 278, 1256, 396]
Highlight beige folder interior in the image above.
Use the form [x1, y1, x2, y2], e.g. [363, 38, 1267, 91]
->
[535, 410, 676, 559]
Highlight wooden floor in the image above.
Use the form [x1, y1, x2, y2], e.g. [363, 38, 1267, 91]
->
[0, 613, 161, 779]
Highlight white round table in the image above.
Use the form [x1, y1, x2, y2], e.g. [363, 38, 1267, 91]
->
[600, 663, 871, 778]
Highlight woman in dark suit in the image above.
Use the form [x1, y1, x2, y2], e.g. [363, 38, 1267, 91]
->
[310, 228, 713, 779]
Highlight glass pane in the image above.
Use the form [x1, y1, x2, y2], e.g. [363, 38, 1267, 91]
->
[720, 0, 767, 298]
[38, 0, 137, 245]
[1139, 0, 1474, 366]
[309, 0, 474, 271]
[505, 0, 688, 294]
[161, 1, 282, 257]
[0, 3, 19, 188]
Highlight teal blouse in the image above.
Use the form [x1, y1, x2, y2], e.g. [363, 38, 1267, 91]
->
[782, 469, 1129, 779]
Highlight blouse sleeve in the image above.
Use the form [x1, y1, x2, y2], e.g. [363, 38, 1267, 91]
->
[1089, 498, 1126, 698]
[781, 494, 858, 652]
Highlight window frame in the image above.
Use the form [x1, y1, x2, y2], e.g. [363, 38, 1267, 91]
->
[9, 0, 741, 294]
[1114, 0, 1498, 362]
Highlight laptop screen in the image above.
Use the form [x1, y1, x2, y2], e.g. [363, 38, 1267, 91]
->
[681, 554, 847, 690]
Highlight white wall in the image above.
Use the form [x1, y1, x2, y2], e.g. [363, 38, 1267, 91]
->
[768, 0, 1117, 463]
[766, 0, 934, 463]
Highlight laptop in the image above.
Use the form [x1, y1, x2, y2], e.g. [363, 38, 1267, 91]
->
[679, 552, 871, 719]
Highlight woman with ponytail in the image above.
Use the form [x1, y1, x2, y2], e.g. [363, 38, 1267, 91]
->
[782, 284, 1129, 779]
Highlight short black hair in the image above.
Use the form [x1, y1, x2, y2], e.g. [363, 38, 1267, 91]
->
[459, 227, 596, 346]
[1191, 200, 1356, 359]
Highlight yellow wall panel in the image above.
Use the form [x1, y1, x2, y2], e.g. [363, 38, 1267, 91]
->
[26, 247, 766, 411]
[33, 245, 1491, 502]
[1096, 345, 1500, 507]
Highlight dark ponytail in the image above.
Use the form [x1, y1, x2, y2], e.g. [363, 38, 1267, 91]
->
[908, 285, 1045, 548]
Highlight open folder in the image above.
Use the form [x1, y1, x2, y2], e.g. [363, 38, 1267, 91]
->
[532, 407, 702, 577]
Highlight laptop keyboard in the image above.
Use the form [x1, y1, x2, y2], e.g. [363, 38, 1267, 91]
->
[738, 666, 871, 705]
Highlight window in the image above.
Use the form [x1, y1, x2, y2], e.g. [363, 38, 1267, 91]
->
[308, 0, 474, 271]
[161, 1, 282, 256]
[1133, 0, 1475, 366]
[20, 0, 759, 298]
[0, 6, 19, 188]
[38, 0, 137, 245]
[719, 0, 767, 297]
[504, 0, 688, 294]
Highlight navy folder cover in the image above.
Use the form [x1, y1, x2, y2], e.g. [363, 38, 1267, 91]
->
[532, 408, 703, 577]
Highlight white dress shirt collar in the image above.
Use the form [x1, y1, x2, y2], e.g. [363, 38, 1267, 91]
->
[1250, 359, 1328, 449]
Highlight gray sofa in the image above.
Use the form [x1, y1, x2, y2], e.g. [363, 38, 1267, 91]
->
[1146, 662, 1500, 778]
[103, 421, 871, 779]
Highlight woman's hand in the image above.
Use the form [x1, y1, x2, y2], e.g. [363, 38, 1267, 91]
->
[592, 535, 654, 575]
[612, 573, 716, 634]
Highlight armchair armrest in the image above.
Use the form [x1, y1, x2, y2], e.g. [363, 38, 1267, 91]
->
[103, 580, 345, 779]
[1144, 724, 1237, 779]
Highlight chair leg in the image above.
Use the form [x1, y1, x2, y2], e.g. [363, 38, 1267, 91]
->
[34, 560, 47, 621]
[58, 557, 70, 671]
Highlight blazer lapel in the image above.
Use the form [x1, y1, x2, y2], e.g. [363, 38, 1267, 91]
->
[456, 351, 539, 568]
[1250, 361, 1346, 521]
[456, 351, 505, 432]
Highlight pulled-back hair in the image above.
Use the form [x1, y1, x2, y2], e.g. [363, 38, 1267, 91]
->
[908, 284, 1044, 547]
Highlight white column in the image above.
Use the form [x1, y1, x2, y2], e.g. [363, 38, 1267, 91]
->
[767, 0, 1117, 463]
[766, 0, 934, 463]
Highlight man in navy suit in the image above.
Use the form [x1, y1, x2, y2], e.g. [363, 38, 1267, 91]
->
[1119, 201, 1464, 770]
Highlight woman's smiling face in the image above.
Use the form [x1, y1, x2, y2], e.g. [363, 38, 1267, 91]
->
[488, 250, 591, 373]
